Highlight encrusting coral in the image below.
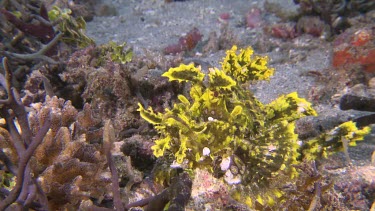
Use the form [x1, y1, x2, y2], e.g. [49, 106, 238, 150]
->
[138, 45, 371, 208]
[60, 44, 133, 130]
[60, 41, 185, 135]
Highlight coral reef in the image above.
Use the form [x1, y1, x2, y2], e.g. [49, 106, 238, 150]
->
[0, 57, 52, 210]
[0, 1, 374, 210]
[60, 44, 133, 129]
[266, 0, 374, 41]
[0, 0, 97, 110]
[297, 14, 375, 105]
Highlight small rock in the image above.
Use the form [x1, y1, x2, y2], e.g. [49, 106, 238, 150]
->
[349, 83, 367, 97]
[368, 77, 375, 89]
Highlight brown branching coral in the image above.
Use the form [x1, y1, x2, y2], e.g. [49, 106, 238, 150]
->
[0, 57, 113, 210]
[28, 96, 111, 209]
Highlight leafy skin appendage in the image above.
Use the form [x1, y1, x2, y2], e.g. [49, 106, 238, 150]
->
[138, 45, 371, 208]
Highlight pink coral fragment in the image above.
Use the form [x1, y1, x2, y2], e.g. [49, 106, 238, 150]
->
[164, 27, 203, 55]
[219, 12, 230, 21]
[271, 23, 297, 39]
[245, 7, 262, 28]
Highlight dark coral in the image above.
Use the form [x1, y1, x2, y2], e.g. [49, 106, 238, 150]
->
[61, 44, 183, 135]
[121, 135, 155, 172]
[60, 45, 132, 130]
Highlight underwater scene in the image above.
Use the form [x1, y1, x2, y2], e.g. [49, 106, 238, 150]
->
[0, 0, 375, 210]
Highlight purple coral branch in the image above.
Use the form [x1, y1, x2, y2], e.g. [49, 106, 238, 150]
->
[0, 58, 26, 153]
[103, 120, 124, 211]
[3, 32, 63, 64]
[0, 58, 15, 104]
[0, 107, 25, 154]
[0, 57, 32, 147]
[122, 188, 169, 210]
[0, 57, 51, 210]
[143, 188, 170, 211]
[0, 150, 17, 174]
[0, 4, 55, 44]
[23, 183, 37, 207]
[17, 166, 32, 204]
[0, 113, 50, 210]
[35, 180, 49, 210]
[107, 152, 124, 210]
